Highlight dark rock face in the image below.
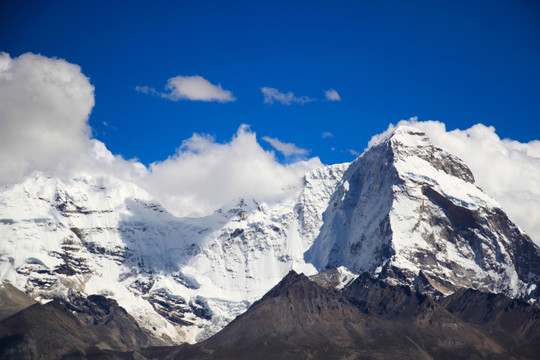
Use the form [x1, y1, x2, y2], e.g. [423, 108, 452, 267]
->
[1, 270, 539, 359]
[343, 273, 433, 317]
[422, 186, 479, 228]
[145, 289, 193, 326]
[140, 271, 540, 360]
[0, 283, 36, 321]
[440, 289, 540, 342]
[0, 293, 164, 360]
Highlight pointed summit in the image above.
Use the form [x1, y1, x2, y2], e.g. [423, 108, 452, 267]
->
[369, 125, 475, 183]
[366, 125, 431, 150]
[306, 127, 540, 299]
[390, 126, 475, 183]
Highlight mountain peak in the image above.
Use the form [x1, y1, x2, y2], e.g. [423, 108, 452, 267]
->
[389, 125, 430, 146]
[364, 125, 475, 184]
[367, 125, 428, 149]
[393, 126, 476, 184]
[307, 124, 540, 299]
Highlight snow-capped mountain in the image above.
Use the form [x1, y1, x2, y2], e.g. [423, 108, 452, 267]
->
[0, 164, 346, 343]
[307, 126, 540, 298]
[0, 125, 538, 344]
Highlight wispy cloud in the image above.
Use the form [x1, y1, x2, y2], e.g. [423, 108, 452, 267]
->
[135, 85, 159, 96]
[324, 89, 341, 101]
[349, 149, 360, 156]
[261, 87, 315, 105]
[262, 136, 309, 157]
[137, 75, 236, 103]
[321, 132, 333, 138]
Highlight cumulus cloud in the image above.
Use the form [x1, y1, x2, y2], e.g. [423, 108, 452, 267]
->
[261, 87, 315, 105]
[324, 89, 341, 101]
[0, 52, 323, 219]
[0, 52, 95, 184]
[370, 118, 540, 246]
[137, 75, 236, 103]
[144, 126, 322, 217]
[262, 136, 309, 157]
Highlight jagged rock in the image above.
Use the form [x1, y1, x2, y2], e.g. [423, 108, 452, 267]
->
[0, 294, 164, 360]
[143, 270, 538, 360]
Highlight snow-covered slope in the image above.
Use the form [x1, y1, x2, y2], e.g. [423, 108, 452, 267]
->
[1, 125, 539, 344]
[306, 126, 540, 299]
[0, 164, 347, 343]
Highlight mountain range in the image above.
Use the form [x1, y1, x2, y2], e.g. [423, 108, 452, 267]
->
[0, 126, 538, 358]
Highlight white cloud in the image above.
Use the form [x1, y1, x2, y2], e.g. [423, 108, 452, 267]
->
[324, 89, 341, 101]
[7, 52, 538, 246]
[261, 87, 315, 105]
[349, 149, 360, 157]
[262, 136, 309, 157]
[137, 75, 236, 103]
[165, 75, 236, 102]
[0, 52, 95, 185]
[0, 52, 325, 218]
[144, 126, 322, 217]
[321, 132, 333, 138]
[370, 118, 540, 246]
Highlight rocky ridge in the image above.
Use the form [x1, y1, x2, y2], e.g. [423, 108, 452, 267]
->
[139, 270, 540, 360]
[0, 125, 538, 345]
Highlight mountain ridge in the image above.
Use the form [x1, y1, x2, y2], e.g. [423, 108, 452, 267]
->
[307, 126, 539, 299]
[0, 125, 538, 345]
[138, 269, 539, 360]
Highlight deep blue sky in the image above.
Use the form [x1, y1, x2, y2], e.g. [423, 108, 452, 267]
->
[2, 0, 539, 165]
